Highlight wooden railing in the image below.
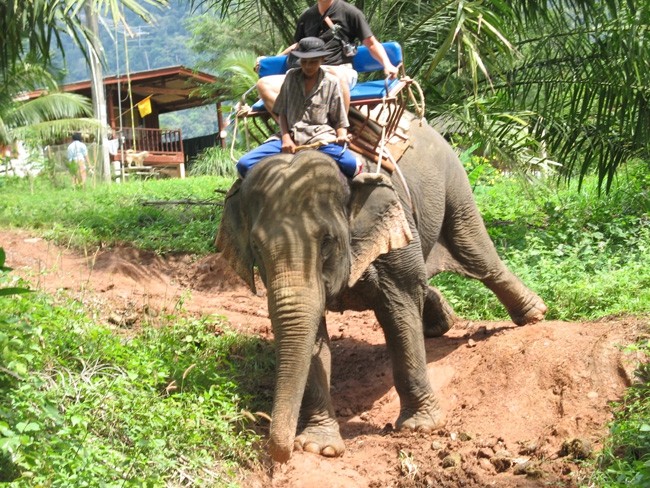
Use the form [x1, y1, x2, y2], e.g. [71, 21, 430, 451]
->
[119, 127, 183, 157]
[113, 127, 185, 178]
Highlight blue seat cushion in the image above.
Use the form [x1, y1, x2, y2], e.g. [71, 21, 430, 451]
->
[257, 42, 403, 78]
[250, 99, 268, 112]
[258, 55, 289, 77]
[350, 78, 402, 101]
[250, 42, 404, 110]
[352, 41, 402, 73]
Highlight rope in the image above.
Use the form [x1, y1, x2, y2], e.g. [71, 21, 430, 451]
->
[403, 76, 426, 123]
[387, 150, 413, 210]
[376, 121, 387, 175]
[294, 140, 330, 151]
[230, 102, 248, 163]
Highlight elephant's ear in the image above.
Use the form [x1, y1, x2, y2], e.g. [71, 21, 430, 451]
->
[348, 173, 413, 287]
[215, 179, 257, 293]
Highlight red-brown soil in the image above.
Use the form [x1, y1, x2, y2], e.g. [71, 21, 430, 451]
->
[1, 229, 646, 488]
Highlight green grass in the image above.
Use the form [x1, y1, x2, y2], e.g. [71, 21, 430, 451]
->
[0, 175, 235, 254]
[432, 162, 650, 321]
[0, 275, 274, 486]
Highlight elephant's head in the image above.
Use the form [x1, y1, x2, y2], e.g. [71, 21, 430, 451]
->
[215, 151, 411, 462]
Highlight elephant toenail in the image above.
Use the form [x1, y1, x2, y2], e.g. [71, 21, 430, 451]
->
[321, 446, 337, 457]
[303, 442, 321, 454]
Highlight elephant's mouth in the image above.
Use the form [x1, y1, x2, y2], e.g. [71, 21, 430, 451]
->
[325, 293, 344, 312]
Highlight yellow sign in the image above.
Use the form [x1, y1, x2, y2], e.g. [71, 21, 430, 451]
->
[137, 96, 152, 118]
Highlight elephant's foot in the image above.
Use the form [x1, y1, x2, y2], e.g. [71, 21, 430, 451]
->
[509, 293, 547, 326]
[396, 395, 443, 433]
[294, 418, 345, 458]
[423, 286, 458, 338]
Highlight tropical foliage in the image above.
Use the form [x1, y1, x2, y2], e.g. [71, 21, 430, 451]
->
[189, 146, 240, 177]
[0, 63, 93, 147]
[0, 287, 271, 485]
[0, 1, 171, 151]
[193, 0, 650, 190]
[0, 0, 169, 79]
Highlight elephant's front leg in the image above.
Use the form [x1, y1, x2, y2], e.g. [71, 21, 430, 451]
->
[294, 316, 345, 457]
[372, 251, 443, 432]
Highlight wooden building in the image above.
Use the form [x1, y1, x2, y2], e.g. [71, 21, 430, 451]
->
[26, 65, 226, 178]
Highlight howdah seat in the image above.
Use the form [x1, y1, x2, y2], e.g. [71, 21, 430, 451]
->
[237, 42, 413, 170]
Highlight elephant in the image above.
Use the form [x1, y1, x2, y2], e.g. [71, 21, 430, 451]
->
[215, 112, 547, 463]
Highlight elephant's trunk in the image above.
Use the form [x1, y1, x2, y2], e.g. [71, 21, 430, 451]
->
[267, 276, 325, 463]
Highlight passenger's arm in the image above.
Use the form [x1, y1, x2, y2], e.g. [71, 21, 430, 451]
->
[280, 43, 298, 55]
[335, 127, 350, 145]
[362, 36, 398, 78]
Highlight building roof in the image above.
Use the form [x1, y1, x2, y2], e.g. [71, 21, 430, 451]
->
[23, 65, 221, 113]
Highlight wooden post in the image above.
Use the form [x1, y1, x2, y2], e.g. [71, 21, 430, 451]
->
[217, 102, 226, 149]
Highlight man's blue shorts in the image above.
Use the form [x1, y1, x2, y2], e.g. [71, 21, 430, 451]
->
[237, 139, 361, 178]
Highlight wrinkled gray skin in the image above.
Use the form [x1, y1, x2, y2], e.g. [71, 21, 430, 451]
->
[216, 113, 547, 463]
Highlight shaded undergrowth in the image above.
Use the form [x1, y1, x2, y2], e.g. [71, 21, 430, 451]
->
[0, 280, 274, 485]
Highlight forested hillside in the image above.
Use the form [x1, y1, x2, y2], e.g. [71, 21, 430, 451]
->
[53, 1, 229, 139]
[55, 0, 199, 83]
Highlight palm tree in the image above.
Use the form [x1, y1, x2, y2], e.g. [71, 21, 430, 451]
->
[0, 0, 168, 80]
[0, 1, 170, 170]
[0, 62, 96, 147]
[192, 0, 649, 191]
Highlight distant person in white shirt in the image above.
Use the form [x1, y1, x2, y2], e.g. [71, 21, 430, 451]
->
[67, 132, 89, 187]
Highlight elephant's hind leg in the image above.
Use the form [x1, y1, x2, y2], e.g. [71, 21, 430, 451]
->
[485, 268, 547, 325]
[441, 202, 547, 325]
[423, 285, 458, 337]
[294, 317, 345, 458]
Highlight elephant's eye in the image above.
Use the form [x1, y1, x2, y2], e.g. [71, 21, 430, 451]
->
[321, 234, 337, 260]
[250, 236, 263, 264]
[250, 239, 260, 257]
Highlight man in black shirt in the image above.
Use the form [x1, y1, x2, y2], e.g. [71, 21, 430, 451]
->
[257, 0, 398, 113]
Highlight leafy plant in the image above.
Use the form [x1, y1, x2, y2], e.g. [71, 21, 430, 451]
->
[190, 146, 239, 177]
[0, 248, 30, 297]
[0, 289, 274, 485]
[589, 340, 650, 487]
[0, 61, 96, 148]
[457, 142, 504, 190]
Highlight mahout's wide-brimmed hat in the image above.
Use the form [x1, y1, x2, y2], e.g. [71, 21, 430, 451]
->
[292, 37, 329, 59]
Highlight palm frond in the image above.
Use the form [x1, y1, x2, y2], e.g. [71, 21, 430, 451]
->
[187, 0, 648, 191]
[0, 0, 168, 78]
[12, 118, 102, 145]
[6, 93, 92, 129]
[503, 0, 650, 189]
[217, 50, 260, 101]
[190, 0, 307, 45]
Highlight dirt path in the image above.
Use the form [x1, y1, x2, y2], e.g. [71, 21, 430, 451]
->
[1, 229, 646, 487]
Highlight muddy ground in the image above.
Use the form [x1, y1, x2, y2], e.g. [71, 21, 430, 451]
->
[1, 229, 647, 487]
